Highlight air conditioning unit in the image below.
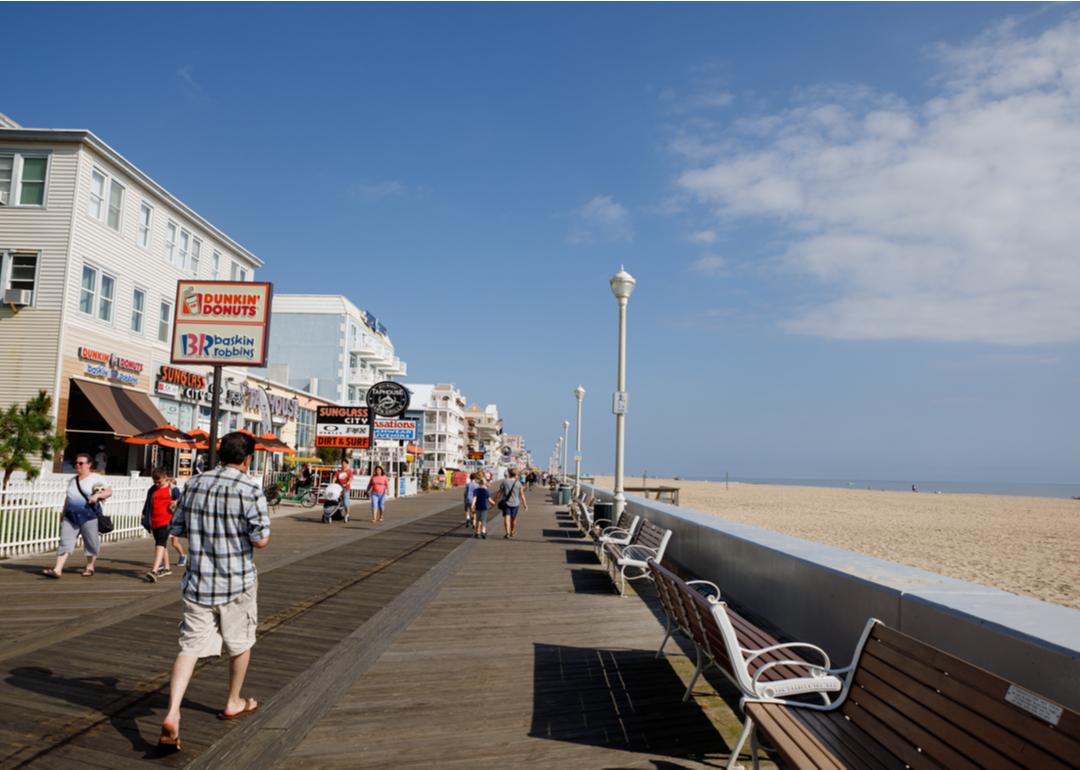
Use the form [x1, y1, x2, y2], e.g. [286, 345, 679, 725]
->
[0, 191, 8, 205]
[4, 289, 32, 306]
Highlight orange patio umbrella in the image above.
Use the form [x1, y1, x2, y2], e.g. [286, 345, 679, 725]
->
[122, 425, 197, 449]
[256, 432, 296, 455]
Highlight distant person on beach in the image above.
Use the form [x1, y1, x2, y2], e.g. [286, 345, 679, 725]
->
[42, 453, 113, 578]
[494, 467, 527, 539]
[143, 468, 186, 582]
[463, 472, 479, 528]
[158, 431, 270, 755]
[912, 484, 918, 493]
[470, 476, 491, 539]
[367, 465, 390, 524]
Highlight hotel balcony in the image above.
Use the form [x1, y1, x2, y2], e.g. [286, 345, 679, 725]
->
[350, 336, 377, 357]
[348, 368, 376, 386]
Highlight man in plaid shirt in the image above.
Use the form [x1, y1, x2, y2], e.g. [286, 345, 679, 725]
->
[158, 432, 270, 753]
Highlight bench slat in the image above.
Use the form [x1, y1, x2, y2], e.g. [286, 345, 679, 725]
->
[750, 702, 847, 770]
[850, 668, 993, 770]
[860, 644, 1051, 769]
[843, 690, 954, 770]
[866, 632, 1079, 767]
[796, 709, 905, 770]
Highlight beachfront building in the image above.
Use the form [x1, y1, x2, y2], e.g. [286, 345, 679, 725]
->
[254, 294, 407, 406]
[403, 383, 467, 473]
[464, 402, 502, 467]
[0, 113, 262, 474]
[240, 372, 335, 475]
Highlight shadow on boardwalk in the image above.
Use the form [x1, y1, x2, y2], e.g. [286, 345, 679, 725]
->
[530, 644, 723, 766]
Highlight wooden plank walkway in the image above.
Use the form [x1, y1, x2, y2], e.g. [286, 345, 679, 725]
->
[0, 486, 765, 769]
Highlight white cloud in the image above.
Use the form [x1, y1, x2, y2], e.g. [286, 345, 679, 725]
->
[691, 255, 726, 276]
[567, 195, 634, 244]
[177, 65, 203, 93]
[675, 16, 1080, 345]
[689, 229, 717, 244]
[348, 180, 407, 200]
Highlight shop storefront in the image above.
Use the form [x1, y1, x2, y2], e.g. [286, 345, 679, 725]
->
[150, 363, 245, 436]
[57, 342, 165, 475]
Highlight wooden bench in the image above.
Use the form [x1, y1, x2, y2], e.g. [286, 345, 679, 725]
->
[743, 619, 1080, 770]
[649, 558, 844, 768]
[569, 491, 594, 533]
[603, 518, 671, 596]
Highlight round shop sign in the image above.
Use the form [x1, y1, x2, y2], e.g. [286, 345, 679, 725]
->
[366, 381, 410, 417]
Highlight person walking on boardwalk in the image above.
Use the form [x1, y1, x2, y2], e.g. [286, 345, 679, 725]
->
[367, 465, 390, 524]
[157, 432, 270, 754]
[335, 459, 354, 519]
[494, 467, 527, 539]
[470, 476, 491, 539]
[42, 453, 113, 578]
[463, 472, 480, 528]
[142, 468, 184, 582]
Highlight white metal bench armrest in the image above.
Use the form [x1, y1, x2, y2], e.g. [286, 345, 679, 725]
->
[742, 641, 831, 671]
[592, 518, 613, 529]
[620, 544, 658, 563]
[685, 579, 721, 600]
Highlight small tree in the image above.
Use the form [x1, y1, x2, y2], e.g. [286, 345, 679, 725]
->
[316, 445, 339, 466]
[0, 390, 67, 489]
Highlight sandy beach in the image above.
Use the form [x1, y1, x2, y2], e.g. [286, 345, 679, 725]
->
[592, 476, 1080, 610]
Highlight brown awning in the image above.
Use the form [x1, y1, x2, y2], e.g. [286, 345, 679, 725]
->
[71, 379, 166, 438]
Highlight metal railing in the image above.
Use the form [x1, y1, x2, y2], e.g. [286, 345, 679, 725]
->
[0, 474, 152, 558]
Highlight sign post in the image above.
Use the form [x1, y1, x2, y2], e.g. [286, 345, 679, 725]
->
[171, 280, 273, 470]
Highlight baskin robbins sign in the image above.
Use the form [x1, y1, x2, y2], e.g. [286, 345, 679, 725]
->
[171, 281, 273, 367]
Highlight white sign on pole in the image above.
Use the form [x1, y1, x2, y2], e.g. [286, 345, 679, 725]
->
[171, 281, 273, 366]
[612, 391, 628, 415]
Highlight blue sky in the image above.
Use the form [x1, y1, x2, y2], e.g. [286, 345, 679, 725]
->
[4, 3, 1078, 483]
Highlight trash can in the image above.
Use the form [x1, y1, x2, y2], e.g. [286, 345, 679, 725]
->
[592, 500, 613, 524]
[558, 484, 572, 505]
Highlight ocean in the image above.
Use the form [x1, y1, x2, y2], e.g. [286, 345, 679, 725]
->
[693, 477, 1080, 500]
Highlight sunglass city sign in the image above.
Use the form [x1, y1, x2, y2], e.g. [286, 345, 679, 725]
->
[171, 281, 273, 367]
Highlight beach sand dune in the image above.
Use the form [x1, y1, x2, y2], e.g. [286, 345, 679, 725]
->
[592, 476, 1080, 610]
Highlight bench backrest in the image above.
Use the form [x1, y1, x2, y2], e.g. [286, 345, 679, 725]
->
[634, 520, 672, 563]
[613, 510, 637, 534]
[843, 621, 1080, 768]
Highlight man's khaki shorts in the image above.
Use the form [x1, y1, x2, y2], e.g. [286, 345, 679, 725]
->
[178, 584, 258, 658]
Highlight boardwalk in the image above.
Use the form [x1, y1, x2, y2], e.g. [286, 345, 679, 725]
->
[0, 487, 759, 769]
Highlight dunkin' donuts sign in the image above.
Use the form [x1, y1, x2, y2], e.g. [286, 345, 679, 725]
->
[171, 281, 273, 366]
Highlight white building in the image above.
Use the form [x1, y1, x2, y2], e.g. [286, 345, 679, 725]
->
[0, 113, 262, 473]
[464, 403, 502, 466]
[403, 383, 467, 473]
[255, 294, 407, 405]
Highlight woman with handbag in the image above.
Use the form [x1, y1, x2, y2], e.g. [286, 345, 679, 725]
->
[43, 453, 113, 578]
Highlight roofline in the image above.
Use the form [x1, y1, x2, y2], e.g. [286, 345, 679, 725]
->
[0, 127, 263, 267]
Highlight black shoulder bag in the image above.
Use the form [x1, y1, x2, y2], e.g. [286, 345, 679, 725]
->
[77, 478, 115, 534]
[498, 479, 518, 512]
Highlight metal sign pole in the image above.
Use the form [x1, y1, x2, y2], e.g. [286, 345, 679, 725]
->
[207, 365, 223, 469]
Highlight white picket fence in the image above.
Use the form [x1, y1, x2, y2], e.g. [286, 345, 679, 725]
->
[0, 475, 150, 558]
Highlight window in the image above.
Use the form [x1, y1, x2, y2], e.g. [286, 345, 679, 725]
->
[98, 273, 115, 322]
[131, 288, 145, 333]
[79, 265, 97, 314]
[0, 251, 39, 303]
[178, 229, 190, 270]
[87, 167, 124, 230]
[190, 237, 201, 274]
[231, 261, 248, 282]
[165, 221, 177, 264]
[211, 250, 221, 279]
[138, 203, 152, 248]
[106, 180, 124, 230]
[158, 300, 172, 343]
[0, 153, 48, 206]
[88, 170, 106, 220]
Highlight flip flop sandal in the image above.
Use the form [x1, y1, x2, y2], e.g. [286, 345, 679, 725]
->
[156, 725, 182, 755]
[217, 699, 259, 721]
[42, 568, 61, 579]
[80, 570, 95, 577]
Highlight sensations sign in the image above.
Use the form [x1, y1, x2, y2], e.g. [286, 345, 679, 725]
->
[171, 281, 273, 367]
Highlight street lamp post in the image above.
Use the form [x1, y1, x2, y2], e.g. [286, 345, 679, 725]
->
[610, 266, 636, 518]
[562, 420, 570, 484]
[574, 385, 585, 495]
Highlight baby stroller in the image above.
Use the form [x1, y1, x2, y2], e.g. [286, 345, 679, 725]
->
[321, 488, 349, 524]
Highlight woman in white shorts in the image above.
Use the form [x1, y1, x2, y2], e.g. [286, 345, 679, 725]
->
[43, 453, 113, 578]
